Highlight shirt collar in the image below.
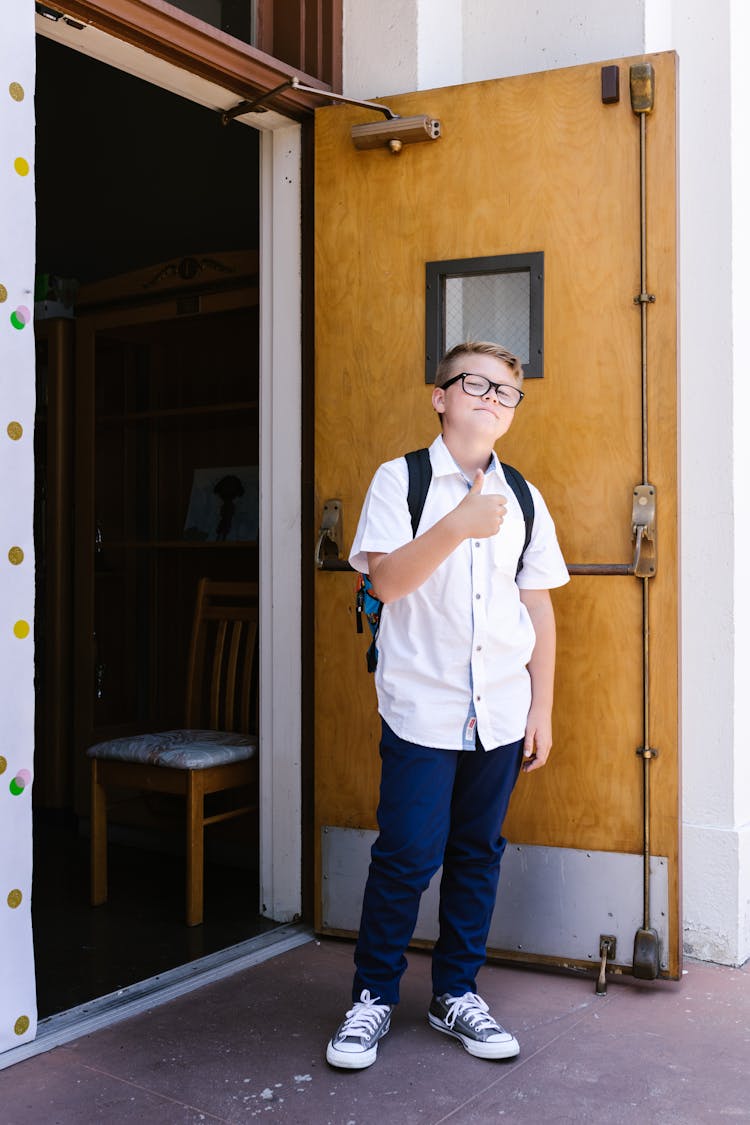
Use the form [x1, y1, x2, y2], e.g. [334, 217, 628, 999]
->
[429, 434, 500, 480]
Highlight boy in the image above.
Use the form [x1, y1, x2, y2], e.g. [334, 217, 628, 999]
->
[326, 341, 569, 1069]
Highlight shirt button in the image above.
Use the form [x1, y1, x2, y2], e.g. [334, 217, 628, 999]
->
[475, 593, 481, 600]
[476, 695, 481, 702]
[475, 541, 481, 547]
[476, 645, 482, 652]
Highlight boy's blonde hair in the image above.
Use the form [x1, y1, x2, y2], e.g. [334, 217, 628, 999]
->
[434, 341, 524, 387]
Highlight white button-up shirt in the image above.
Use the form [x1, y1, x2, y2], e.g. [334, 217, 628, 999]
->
[349, 435, 570, 750]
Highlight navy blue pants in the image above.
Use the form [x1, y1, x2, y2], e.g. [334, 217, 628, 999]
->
[353, 720, 524, 1004]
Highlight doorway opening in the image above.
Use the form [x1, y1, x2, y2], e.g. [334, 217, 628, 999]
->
[33, 32, 280, 1020]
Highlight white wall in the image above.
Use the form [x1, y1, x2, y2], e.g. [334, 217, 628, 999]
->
[669, 0, 745, 967]
[343, 0, 750, 966]
[462, 0, 645, 82]
[729, 0, 750, 964]
[343, 0, 419, 96]
[0, 0, 38, 1052]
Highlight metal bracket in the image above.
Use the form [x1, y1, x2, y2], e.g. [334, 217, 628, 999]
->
[633, 292, 656, 305]
[315, 499, 345, 569]
[222, 75, 401, 125]
[630, 62, 655, 115]
[595, 934, 617, 995]
[632, 483, 656, 577]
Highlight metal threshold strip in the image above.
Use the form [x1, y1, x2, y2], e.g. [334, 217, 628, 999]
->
[0, 923, 314, 1071]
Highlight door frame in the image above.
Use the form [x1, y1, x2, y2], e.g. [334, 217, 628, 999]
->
[35, 13, 304, 923]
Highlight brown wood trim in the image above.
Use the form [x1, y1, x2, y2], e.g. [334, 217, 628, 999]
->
[255, 0, 274, 57]
[45, 0, 333, 119]
[328, 0, 342, 92]
[255, 0, 341, 90]
[300, 115, 316, 922]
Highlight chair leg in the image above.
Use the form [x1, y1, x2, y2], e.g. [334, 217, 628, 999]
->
[90, 759, 108, 906]
[186, 772, 204, 926]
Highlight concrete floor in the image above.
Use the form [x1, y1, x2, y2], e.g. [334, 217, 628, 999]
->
[4, 936, 749, 1124]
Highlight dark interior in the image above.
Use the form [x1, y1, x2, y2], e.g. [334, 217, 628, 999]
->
[33, 34, 271, 1020]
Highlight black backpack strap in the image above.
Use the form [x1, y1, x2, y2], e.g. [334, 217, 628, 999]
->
[500, 461, 535, 576]
[405, 448, 432, 537]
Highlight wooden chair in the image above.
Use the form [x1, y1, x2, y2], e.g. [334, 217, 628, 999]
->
[88, 578, 259, 926]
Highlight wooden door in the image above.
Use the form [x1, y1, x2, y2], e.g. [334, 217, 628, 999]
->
[314, 54, 679, 978]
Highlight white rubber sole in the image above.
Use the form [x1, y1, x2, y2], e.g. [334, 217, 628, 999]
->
[428, 1015, 520, 1060]
[326, 1035, 383, 1069]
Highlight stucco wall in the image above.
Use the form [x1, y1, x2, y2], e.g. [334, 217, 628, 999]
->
[730, 0, 750, 967]
[461, 0, 645, 82]
[672, 0, 745, 967]
[0, 0, 38, 1052]
[343, 0, 419, 96]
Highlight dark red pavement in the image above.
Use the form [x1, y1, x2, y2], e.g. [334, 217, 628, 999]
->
[3, 936, 748, 1124]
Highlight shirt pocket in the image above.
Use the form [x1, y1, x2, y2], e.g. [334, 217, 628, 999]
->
[490, 508, 526, 577]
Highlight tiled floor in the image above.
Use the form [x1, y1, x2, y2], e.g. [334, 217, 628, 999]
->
[4, 936, 749, 1124]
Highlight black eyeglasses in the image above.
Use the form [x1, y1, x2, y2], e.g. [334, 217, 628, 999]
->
[439, 372, 525, 408]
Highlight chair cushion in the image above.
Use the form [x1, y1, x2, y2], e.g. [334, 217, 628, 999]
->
[87, 729, 257, 770]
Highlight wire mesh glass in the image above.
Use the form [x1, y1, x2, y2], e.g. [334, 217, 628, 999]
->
[445, 272, 530, 363]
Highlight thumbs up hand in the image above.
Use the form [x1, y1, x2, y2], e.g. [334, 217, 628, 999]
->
[454, 469, 507, 539]
[469, 468, 485, 494]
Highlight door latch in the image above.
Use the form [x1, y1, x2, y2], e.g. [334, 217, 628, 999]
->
[595, 934, 617, 995]
[632, 483, 656, 577]
[316, 499, 352, 570]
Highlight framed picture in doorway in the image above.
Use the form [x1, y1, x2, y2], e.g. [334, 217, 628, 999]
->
[183, 465, 259, 542]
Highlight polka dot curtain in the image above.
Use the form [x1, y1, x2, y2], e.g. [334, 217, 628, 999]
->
[0, 2, 37, 1054]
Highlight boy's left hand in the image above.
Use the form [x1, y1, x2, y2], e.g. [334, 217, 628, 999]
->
[522, 706, 553, 772]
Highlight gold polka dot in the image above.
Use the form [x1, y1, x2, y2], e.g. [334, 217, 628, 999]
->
[7, 889, 22, 909]
[13, 620, 30, 639]
[9, 83, 25, 102]
[14, 157, 30, 177]
[0, 757, 6, 775]
[14, 1016, 30, 1036]
[8, 546, 24, 565]
[0, 284, 7, 302]
[7, 422, 23, 440]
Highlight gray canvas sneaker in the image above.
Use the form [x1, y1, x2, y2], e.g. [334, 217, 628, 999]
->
[326, 989, 392, 1069]
[428, 992, 520, 1059]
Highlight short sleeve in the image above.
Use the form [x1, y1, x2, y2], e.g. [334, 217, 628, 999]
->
[349, 458, 413, 574]
[514, 483, 570, 590]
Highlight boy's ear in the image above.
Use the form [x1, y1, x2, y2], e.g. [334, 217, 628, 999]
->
[432, 386, 446, 414]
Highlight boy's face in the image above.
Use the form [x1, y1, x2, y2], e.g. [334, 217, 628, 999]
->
[432, 353, 522, 445]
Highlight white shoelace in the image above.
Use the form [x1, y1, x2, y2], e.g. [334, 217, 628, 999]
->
[442, 992, 500, 1033]
[339, 990, 390, 1039]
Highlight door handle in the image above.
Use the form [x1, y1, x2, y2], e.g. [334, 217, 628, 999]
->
[315, 499, 354, 570]
[565, 482, 656, 577]
[632, 483, 656, 577]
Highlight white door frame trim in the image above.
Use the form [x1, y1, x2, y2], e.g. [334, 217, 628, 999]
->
[258, 123, 302, 921]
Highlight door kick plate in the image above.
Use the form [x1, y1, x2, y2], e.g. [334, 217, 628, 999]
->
[321, 828, 669, 971]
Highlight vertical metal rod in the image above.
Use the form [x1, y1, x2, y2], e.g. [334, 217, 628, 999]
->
[639, 95, 652, 932]
[639, 110, 648, 485]
[631, 62, 660, 978]
[642, 578, 651, 929]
